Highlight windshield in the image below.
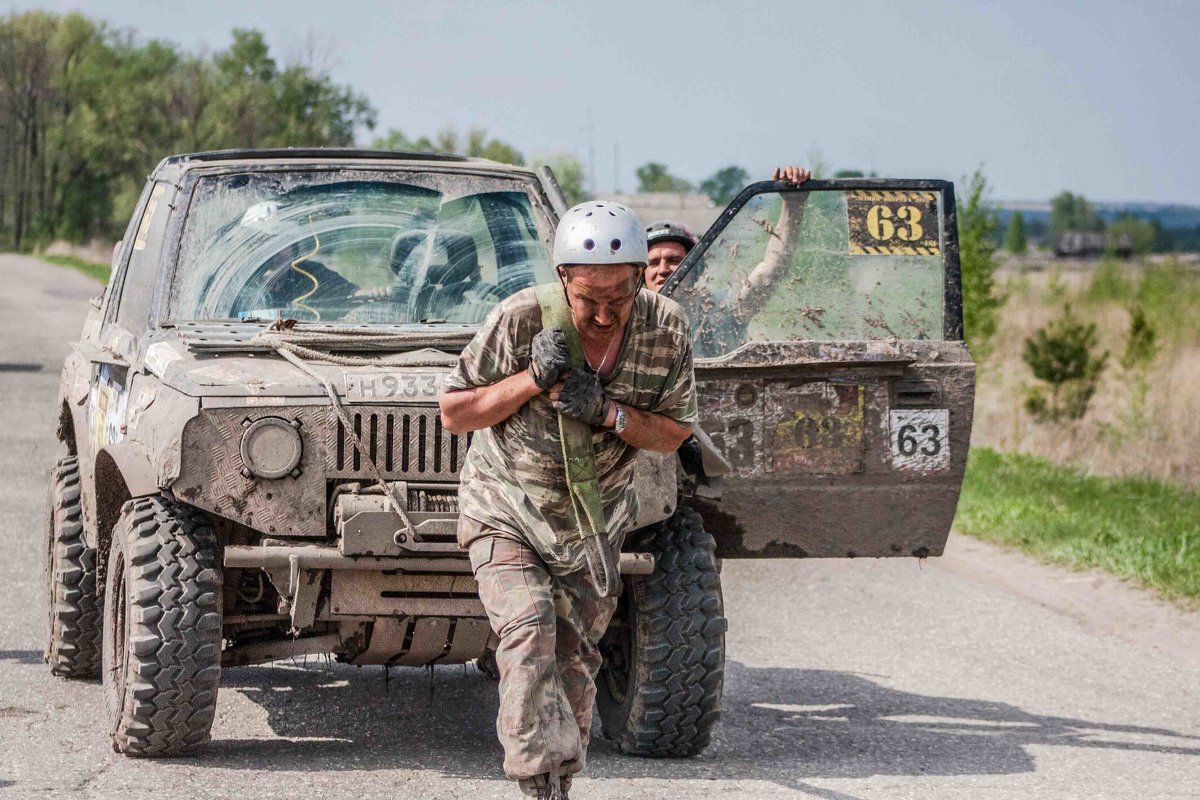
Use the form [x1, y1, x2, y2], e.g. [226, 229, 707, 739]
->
[669, 188, 946, 358]
[170, 170, 554, 324]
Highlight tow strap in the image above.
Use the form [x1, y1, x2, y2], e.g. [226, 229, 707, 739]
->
[535, 284, 622, 598]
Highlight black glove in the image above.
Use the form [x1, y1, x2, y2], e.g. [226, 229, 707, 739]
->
[553, 369, 611, 427]
[529, 327, 572, 390]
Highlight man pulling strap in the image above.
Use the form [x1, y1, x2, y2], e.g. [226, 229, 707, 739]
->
[439, 201, 697, 799]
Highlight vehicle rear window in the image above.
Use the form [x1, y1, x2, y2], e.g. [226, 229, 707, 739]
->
[170, 170, 554, 324]
[669, 188, 946, 358]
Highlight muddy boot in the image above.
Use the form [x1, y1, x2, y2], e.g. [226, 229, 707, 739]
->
[517, 773, 569, 799]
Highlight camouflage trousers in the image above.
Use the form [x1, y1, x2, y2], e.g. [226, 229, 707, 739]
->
[466, 528, 619, 782]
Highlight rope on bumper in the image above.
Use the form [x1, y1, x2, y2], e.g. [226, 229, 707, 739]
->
[255, 332, 419, 538]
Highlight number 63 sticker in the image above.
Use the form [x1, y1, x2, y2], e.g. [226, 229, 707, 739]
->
[889, 409, 950, 473]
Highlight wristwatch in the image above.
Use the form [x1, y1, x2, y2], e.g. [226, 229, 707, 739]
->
[611, 403, 629, 434]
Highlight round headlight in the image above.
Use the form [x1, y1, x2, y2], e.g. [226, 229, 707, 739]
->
[239, 417, 302, 479]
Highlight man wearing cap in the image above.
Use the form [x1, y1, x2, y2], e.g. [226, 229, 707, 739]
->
[439, 200, 697, 799]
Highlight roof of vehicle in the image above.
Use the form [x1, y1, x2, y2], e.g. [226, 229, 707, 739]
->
[152, 148, 537, 181]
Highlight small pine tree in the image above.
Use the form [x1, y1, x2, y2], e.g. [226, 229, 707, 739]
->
[1004, 211, 1028, 254]
[1120, 304, 1158, 370]
[959, 169, 1006, 358]
[1022, 304, 1109, 421]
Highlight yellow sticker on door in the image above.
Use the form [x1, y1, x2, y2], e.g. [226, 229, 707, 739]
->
[768, 382, 865, 474]
[133, 183, 166, 251]
[847, 190, 941, 256]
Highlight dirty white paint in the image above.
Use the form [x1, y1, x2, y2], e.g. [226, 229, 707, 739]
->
[145, 341, 182, 377]
[125, 383, 157, 429]
[889, 409, 950, 473]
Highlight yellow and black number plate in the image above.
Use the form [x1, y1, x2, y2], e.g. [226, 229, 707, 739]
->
[847, 190, 941, 256]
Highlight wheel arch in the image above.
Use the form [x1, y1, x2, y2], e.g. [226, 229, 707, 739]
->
[56, 348, 91, 457]
[93, 442, 159, 586]
[56, 400, 78, 456]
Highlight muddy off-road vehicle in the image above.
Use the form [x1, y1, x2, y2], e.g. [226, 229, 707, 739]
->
[47, 149, 974, 757]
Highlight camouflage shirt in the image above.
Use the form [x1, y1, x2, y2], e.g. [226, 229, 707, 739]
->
[444, 285, 698, 575]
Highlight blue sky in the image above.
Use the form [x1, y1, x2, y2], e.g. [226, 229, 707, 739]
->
[9, 0, 1200, 203]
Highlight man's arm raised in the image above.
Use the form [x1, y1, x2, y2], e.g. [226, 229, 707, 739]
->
[732, 165, 811, 318]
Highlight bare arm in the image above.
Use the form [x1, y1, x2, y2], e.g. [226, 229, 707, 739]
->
[606, 402, 693, 453]
[547, 380, 694, 453]
[439, 370, 542, 434]
[444, 365, 693, 450]
[732, 165, 812, 318]
[733, 191, 809, 317]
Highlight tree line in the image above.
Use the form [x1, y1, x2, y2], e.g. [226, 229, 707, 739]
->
[9, 11, 1192, 259]
[1002, 191, 1197, 256]
[1, 10, 896, 253]
[0, 11, 725, 251]
[0, 12, 375, 250]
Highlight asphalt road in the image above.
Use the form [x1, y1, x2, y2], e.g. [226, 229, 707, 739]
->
[1, 253, 1198, 800]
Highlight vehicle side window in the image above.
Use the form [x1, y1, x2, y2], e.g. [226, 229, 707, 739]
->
[103, 181, 154, 323]
[671, 189, 946, 357]
[116, 181, 176, 333]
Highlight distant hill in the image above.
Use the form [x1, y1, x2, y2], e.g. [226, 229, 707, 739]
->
[993, 200, 1200, 253]
[995, 201, 1200, 230]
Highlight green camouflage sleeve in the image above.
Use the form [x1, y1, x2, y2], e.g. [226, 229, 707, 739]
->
[443, 302, 524, 391]
[652, 330, 698, 424]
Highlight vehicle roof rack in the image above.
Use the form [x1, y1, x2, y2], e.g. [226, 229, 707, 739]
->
[167, 148, 472, 165]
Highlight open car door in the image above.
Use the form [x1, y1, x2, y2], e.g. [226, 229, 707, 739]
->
[662, 179, 975, 559]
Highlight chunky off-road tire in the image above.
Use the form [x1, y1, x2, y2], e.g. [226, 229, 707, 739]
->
[596, 504, 726, 757]
[103, 496, 222, 757]
[44, 456, 101, 678]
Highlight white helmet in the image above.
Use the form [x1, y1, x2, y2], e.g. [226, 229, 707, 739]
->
[552, 200, 648, 267]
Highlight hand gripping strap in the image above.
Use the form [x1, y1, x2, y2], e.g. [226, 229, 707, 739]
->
[534, 283, 622, 598]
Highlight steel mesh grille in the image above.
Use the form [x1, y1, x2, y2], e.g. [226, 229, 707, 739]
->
[330, 406, 471, 478]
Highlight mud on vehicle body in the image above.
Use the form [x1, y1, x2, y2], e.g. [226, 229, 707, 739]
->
[49, 149, 974, 757]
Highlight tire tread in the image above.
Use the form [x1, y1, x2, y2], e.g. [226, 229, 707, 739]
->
[45, 456, 101, 679]
[104, 496, 222, 757]
[598, 505, 725, 757]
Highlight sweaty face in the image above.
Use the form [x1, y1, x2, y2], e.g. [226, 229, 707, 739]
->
[558, 264, 643, 340]
[645, 241, 688, 292]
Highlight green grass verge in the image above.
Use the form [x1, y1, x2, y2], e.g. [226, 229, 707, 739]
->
[955, 447, 1200, 602]
[38, 254, 110, 283]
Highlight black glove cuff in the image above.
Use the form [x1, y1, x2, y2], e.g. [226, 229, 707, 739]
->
[532, 362, 564, 391]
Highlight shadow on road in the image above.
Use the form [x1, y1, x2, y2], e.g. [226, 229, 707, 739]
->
[194, 658, 502, 775]
[0, 650, 43, 665]
[189, 658, 1200, 791]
